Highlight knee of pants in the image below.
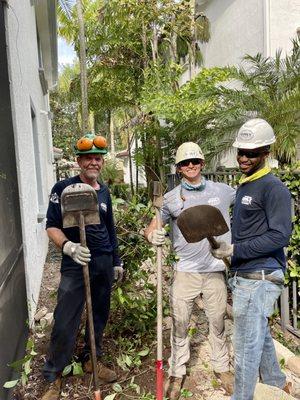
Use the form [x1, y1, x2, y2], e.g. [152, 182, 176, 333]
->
[170, 297, 191, 337]
[208, 314, 226, 333]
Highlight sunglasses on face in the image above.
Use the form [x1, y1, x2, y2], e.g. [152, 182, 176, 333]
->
[237, 149, 266, 158]
[179, 158, 202, 167]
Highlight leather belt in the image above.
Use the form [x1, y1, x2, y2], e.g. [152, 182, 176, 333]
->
[235, 271, 284, 285]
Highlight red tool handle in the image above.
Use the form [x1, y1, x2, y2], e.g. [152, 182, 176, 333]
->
[156, 360, 164, 400]
[94, 390, 101, 400]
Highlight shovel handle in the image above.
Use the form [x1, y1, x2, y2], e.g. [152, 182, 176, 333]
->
[207, 236, 231, 269]
[79, 212, 100, 396]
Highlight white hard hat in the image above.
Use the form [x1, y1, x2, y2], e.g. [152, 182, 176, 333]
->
[175, 142, 205, 164]
[233, 118, 276, 149]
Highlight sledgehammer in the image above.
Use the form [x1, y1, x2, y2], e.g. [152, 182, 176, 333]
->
[152, 181, 164, 400]
[61, 183, 101, 400]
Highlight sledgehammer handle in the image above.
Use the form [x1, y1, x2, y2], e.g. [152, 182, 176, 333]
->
[153, 182, 164, 400]
[79, 212, 101, 400]
[208, 236, 231, 269]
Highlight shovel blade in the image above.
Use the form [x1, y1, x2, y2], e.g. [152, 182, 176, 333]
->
[177, 205, 229, 243]
[61, 183, 100, 228]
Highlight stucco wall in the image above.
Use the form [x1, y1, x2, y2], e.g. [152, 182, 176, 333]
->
[199, 0, 265, 68]
[268, 0, 300, 57]
[6, 1, 55, 322]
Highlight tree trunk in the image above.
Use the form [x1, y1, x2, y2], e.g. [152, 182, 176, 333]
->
[76, 0, 89, 133]
[135, 134, 139, 192]
[127, 132, 134, 196]
[109, 110, 115, 156]
[189, 0, 196, 79]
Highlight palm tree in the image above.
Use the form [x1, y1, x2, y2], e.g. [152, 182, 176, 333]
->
[199, 36, 300, 164]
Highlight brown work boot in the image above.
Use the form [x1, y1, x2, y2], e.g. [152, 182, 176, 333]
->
[41, 378, 62, 400]
[165, 376, 183, 400]
[214, 371, 234, 395]
[283, 381, 292, 394]
[84, 360, 117, 383]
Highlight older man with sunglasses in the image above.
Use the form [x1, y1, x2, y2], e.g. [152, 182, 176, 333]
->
[145, 142, 235, 399]
[211, 119, 292, 400]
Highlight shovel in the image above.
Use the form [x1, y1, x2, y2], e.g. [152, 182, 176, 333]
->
[176, 205, 231, 268]
[153, 181, 164, 400]
[61, 183, 101, 400]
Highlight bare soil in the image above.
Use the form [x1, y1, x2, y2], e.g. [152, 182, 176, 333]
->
[12, 244, 300, 400]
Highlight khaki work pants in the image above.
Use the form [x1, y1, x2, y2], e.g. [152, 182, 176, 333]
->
[168, 271, 229, 378]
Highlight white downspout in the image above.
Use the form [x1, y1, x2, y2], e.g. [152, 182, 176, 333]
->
[263, 0, 271, 57]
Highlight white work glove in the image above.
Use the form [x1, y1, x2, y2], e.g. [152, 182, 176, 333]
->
[147, 228, 166, 246]
[63, 241, 91, 266]
[114, 266, 124, 283]
[211, 241, 234, 259]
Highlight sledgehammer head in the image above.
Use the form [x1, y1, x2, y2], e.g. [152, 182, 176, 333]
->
[177, 204, 229, 243]
[61, 183, 100, 228]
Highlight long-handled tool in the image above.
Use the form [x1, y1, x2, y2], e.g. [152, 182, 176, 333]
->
[177, 204, 231, 268]
[61, 183, 101, 400]
[153, 181, 164, 400]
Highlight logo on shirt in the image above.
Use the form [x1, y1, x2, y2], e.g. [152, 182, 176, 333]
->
[100, 202, 107, 212]
[241, 195, 252, 205]
[208, 197, 221, 206]
[50, 193, 59, 203]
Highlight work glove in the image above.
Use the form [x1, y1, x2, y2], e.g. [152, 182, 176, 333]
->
[211, 241, 234, 259]
[114, 265, 124, 283]
[63, 241, 91, 266]
[147, 228, 166, 246]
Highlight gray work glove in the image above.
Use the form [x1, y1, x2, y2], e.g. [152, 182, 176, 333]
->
[114, 266, 124, 283]
[63, 241, 91, 266]
[147, 228, 166, 246]
[211, 241, 234, 259]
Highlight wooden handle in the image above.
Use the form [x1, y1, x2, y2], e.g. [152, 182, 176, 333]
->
[155, 208, 163, 362]
[79, 212, 100, 395]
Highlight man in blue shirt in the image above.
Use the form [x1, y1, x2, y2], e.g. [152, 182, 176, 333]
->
[211, 119, 292, 400]
[42, 133, 123, 400]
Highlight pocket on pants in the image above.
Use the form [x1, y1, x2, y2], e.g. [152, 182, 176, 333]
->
[231, 278, 260, 318]
[232, 288, 251, 318]
[263, 284, 282, 318]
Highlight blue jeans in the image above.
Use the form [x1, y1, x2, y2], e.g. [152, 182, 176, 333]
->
[228, 270, 286, 400]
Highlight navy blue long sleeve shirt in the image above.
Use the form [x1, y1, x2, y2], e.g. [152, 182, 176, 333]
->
[231, 173, 292, 273]
[46, 175, 120, 273]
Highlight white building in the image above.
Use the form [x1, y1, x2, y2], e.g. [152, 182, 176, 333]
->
[180, 0, 300, 167]
[116, 136, 147, 187]
[0, 1, 57, 397]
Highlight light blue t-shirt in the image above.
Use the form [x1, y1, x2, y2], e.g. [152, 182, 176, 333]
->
[161, 181, 236, 273]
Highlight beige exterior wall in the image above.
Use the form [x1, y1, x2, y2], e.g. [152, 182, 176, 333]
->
[6, 0, 57, 322]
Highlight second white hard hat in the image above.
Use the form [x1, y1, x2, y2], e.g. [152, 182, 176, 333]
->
[175, 142, 205, 164]
[233, 118, 276, 149]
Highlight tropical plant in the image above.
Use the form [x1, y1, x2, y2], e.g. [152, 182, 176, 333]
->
[50, 64, 81, 158]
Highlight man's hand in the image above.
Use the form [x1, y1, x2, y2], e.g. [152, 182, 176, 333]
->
[63, 241, 91, 266]
[211, 241, 234, 259]
[114, 266, 124, 283]
[147, 228, 166, 246]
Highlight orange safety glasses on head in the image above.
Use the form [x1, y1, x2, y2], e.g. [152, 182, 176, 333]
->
[76, 135, 107, 151]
